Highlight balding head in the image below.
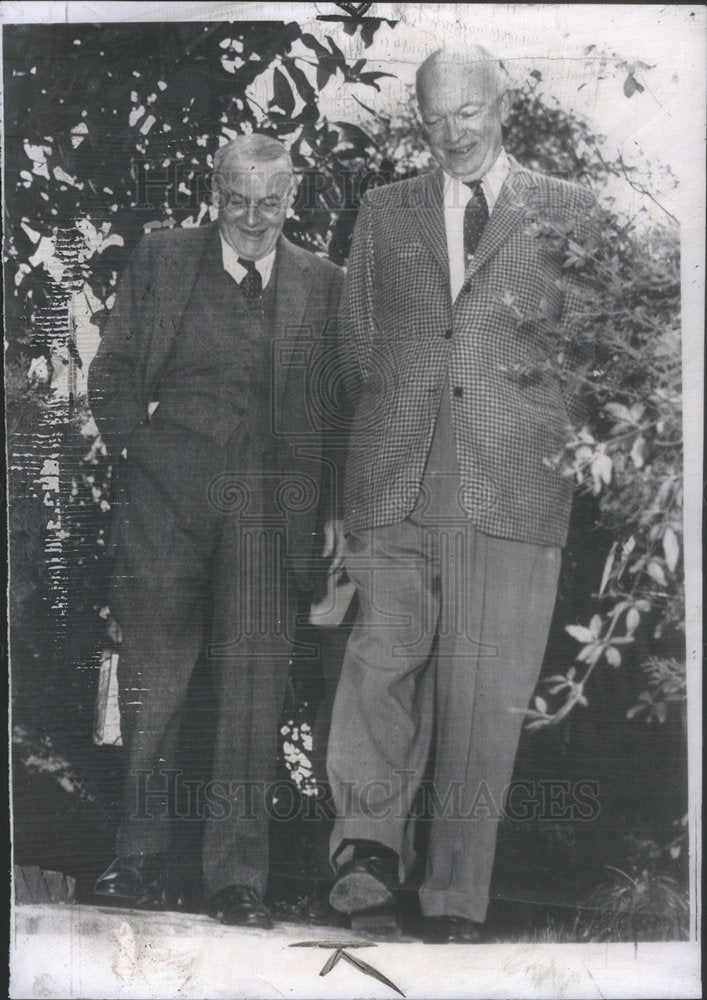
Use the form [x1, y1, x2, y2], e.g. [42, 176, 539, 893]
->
[416, 46, 510, 180]
[212, 133, 295, 260]
[416, 46, 507, 105]
[213, 134, 293, 185]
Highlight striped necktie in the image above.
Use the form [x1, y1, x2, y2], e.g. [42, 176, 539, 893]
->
[238, 257, 263, 303]
[463, 180, 489, 260]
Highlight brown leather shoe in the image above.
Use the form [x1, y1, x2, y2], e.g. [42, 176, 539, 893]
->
[423, 915, 485, 944]
[205, 886, 273, 929]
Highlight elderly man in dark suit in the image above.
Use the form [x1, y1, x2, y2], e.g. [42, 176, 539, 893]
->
[89, 134, 343, 928]
[325, 47, 598, 941]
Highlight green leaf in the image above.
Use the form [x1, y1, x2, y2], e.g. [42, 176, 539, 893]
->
[626, 607, 640, 632]
[662, 526, 679, 572]
[535, 695, 547, 714]
[293, 103, 318, 127]
[326, 35, 346, 64]
[576, 641, 600, 665]
[566, 624, 595, 644]
[589, 614, 603, 638]
[623, 73, 644, 98]
[647, 560, 667, 587]
[340, 949, 406, 997]
[526, 717, 551, 731]
[605, 401, 632, 423]
[319, 948, 343, 976]
[630, 436, 645, 469]
[356, 70, 395, 92]
[271, 67, 295, 118]
[599, 542, 617, 596]
[284, 61, 315, 105]
[360, 19, 394, 48]
[316, 59, 334, 93]
[605, 646, 621, 667]
[590, 451, 612, 493]
[300, 33, 330, 60]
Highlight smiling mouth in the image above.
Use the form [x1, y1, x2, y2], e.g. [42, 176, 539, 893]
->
[448, 143, 476, 156]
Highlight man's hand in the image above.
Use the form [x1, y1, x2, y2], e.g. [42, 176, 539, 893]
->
[322, 519, 346, 574]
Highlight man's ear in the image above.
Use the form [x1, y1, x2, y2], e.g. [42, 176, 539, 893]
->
[500, 90, 512, 124]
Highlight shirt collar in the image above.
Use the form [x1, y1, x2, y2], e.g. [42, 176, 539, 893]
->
[443, 147, 512, 214]
[220, 235, 276, 288]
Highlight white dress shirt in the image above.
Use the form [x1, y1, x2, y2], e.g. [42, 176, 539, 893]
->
[444, 147, 511, 301]
[220, 235, 276, 289]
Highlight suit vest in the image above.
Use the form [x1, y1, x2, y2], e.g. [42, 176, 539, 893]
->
[155, 229, 278, 454]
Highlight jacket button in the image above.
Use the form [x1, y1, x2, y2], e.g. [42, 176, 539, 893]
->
[442, 328, 453, 339]
[453, 386, 464, 398]
[461, 281, 471, 294]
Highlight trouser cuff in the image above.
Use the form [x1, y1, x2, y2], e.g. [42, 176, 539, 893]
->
[419, 889, 489, 924]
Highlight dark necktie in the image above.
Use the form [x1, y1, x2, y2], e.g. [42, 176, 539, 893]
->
[238, 257, 263, 303]
[463, 180, 489, 260]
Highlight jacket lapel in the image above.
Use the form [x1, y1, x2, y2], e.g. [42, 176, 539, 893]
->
[407, 159, 541, 291]
[410, 168, 449, 281]
[273, 236, 314, 391]
[464, 165, 539, 279]
[145, 222, 215, 393]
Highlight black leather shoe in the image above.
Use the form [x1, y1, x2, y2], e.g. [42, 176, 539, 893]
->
[328, 845, 399, 915]
[205, 886, 273, 929]
[302, 887, 349, 928]
[93, 854, 166, 901]
[351, 903, 404, 939]
[141, 868, 202, 913]
[423, 915, 484, 944]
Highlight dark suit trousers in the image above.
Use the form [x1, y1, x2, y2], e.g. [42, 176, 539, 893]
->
[111, 414, 294, 898]
[327, 387, 561, 922]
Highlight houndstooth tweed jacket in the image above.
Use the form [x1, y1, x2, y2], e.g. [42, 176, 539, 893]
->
[340, 159, 598, 546]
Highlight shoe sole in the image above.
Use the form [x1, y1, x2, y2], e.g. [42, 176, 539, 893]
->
[93, 883, 142, 901]
[328, 871, 395, 915]
[351, 907, 402, 938]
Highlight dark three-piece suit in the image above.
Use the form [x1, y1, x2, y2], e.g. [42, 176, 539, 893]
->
[89, 221, 343, 898]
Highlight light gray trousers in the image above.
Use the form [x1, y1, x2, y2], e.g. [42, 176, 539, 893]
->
[327, 391, 561, 922]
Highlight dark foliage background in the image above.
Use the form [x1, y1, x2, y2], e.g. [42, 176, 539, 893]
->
[4, 21, 687, 938]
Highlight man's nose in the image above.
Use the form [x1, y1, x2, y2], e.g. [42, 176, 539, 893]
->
[245, 202, 259, 226]
[442, 115, 463, 144]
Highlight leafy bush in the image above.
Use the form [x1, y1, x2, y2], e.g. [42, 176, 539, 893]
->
[577, 864, 688, 941]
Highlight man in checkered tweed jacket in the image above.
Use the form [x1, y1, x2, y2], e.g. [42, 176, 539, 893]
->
[325, 46, 598, 942]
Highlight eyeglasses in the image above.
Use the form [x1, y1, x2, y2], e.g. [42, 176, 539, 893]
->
[216, 190, 289, 218]
[422, 94, 503, 131]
